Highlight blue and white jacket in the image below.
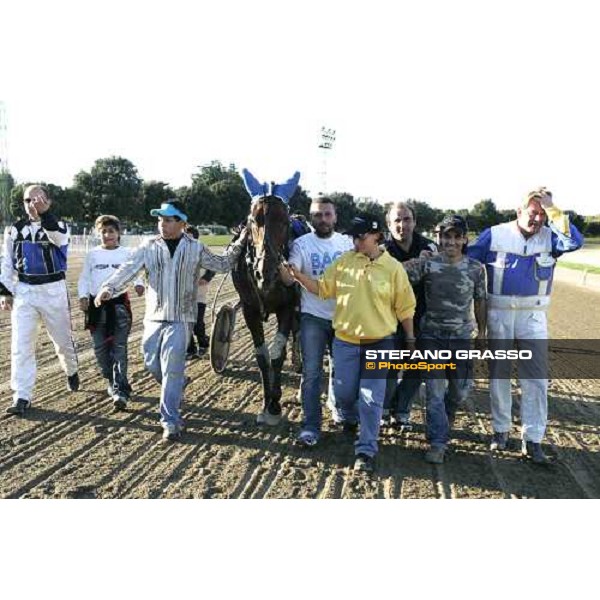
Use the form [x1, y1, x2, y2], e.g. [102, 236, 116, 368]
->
[0, 213, 70, 294]
[466, 210, 583, 310]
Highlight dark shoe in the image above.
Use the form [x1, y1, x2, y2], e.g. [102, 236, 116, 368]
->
[425, 446, 446, 464]
[490, 431, 509, 452]
[186, 351, 199, 361]
[392, 416, 414, 433]
[6, 398, 30, 416]
[380, 409, 391, 427]
[522, 441, 550, 465]
[354, 453, 375, 473]
[67, 372, 80, 392]
[342, 422, 358, 435]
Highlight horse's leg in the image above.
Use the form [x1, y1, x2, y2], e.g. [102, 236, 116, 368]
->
[241, 302, 281, 425]
[269, 298, 296, 413]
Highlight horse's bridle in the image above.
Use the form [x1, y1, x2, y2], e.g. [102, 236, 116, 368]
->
[247, 196, 288, 276]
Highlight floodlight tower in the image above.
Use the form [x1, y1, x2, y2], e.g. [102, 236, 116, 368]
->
[0, 101, 11, 224]
[317, 126, 336, 196]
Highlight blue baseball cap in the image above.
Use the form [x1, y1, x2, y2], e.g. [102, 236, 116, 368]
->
[150, 202, 188, 222]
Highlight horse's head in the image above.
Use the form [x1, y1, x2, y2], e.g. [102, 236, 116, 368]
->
[242, 169, 300, 293]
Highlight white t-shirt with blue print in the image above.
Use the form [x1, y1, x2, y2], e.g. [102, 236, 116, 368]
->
[289, 231, 353, 320]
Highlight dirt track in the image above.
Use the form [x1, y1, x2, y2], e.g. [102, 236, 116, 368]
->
[1, 257, 599, 499]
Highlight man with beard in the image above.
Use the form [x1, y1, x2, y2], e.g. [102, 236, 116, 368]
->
[280, 197, 353, 447]
[383, 201, 437, 430]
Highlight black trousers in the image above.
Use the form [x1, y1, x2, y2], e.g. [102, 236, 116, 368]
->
[187, 302, 209, 353]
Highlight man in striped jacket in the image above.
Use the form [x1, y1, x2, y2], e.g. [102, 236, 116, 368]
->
[95, 201, 246, 441]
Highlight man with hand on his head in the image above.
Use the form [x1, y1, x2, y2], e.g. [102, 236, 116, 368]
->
[467, 188, 583, 464]
[1, 185, 79, 416]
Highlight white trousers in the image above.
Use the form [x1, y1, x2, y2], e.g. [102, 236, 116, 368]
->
[488, 307, 548, 443]
[11, 280, 78, 402]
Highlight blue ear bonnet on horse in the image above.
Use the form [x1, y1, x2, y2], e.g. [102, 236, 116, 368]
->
[242, 169, 300, 204]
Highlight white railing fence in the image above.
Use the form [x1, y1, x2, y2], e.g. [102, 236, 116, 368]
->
[68, 234, 155, 254]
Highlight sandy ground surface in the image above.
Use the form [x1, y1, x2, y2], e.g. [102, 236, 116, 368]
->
[554, 265, 600, 291]
[559, 244, 600, 267]
[1, 254, 599, 499]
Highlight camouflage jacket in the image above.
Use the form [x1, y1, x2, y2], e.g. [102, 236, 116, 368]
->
[402, 255, 486, 336]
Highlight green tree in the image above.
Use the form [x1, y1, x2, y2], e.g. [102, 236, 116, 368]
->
[9, 183, 25, 219]
[356, 198, 387, 225]
[407, 200, 444, 233]
[37, 184, 86, 222]
[328, 192, 357, 230]
[74, 156, 143, 222]
[498, 208, 517, 223]
[141, 181, 176, 224]
[189, 161, 249, 227]
[584, 219, 600, 236]
[193, 161, 239, 188]
[57, 187, 86, 222]
[288, 185, 311, 217]
[211, 179, 249, 227]
[564, 210, 585, 233]
[469, 199, 500, 232]
[0, 170, 15, 225]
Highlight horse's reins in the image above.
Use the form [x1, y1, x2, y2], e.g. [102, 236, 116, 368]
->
[248, 197, 288, 273]
[245, 197, 289, 320]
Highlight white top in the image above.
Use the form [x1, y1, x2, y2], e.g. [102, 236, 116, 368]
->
[289, 231, 353, 320]
[78, 246, 144, 298]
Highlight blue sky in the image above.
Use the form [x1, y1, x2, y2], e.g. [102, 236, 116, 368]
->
[2, 0, 599, 215]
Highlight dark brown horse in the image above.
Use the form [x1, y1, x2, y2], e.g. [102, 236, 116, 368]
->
[232, 169, 302, 425]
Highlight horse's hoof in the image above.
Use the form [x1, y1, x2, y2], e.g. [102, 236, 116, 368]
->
[256, 411, 282, 426]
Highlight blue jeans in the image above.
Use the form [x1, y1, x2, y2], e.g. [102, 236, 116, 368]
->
[333, 336, 393, 457]
[142, 321, 190, 428]
[420, 332, 471, 448]
[91, 303, 132, 398]
[385, 364, 422, 420]
[299, 313, 335, 436]
[384, 328, 422, 421]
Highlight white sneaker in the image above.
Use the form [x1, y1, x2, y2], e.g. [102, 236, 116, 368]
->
[162, 422, 182, 442]
[112, 394, 128, 411]
[296, 430, 318, 447]
[326, 398, 344, 424]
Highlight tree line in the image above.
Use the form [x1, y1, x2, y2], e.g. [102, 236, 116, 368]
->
[0, 156, 594, 235]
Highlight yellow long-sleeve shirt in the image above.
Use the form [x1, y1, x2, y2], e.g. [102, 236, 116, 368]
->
[318, 250, 416, 344]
